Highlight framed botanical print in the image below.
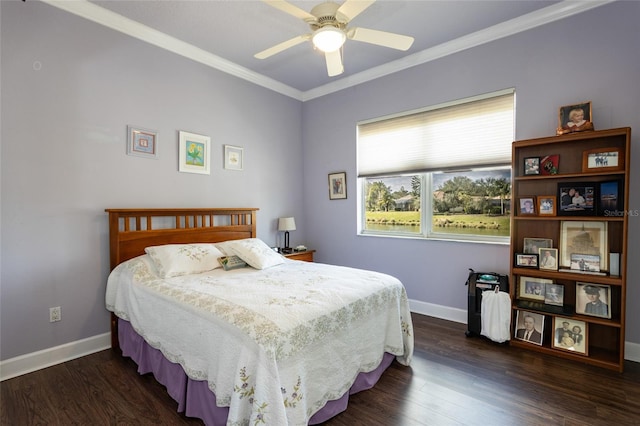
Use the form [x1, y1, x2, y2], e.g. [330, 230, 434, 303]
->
[179, 131, 210, 175]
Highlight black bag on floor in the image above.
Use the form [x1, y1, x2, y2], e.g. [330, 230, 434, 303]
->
[464, 268, 509, 337]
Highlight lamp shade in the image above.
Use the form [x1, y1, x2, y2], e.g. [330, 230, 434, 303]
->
[278, 217, 296, 232]
[312, 27, 346, 53]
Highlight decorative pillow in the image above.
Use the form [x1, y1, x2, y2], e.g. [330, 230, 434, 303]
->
[144, 244, 224, 278]
[218, 255, 248, 271]
[224, 238, 284, 270]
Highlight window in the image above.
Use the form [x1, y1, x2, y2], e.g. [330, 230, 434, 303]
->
[357, 89, 514, 243]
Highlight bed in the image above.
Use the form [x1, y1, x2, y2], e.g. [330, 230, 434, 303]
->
[105, 208, 413, 425]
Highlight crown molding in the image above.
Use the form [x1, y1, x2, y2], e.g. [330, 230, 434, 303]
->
[302, 0, 615, 101]
[41, 0, 304, 100]
[43, 0, 614, 103]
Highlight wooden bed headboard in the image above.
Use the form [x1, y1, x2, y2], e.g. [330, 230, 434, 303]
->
[105, 208, 258, 349]
[105, 208, 259, 270]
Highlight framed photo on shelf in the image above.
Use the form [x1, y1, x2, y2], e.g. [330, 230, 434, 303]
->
[559, 221, 608, 270]
[540, 155, 559, 175]
[570, 253, 601, 273]
[575, 283, 611, 319]
[556, 101, 594, 135]
[179, 131, 210, 175]
[224, 145, 244, 170]
[328, 172, 347, 200]
[557, 182, 596, 216]
[539, 248, 558, 271]
[599, 180, 623, 216]
[524, 157, 540, 175]
[552, 317, 588, 355]
[523, 238, 553, 254]
[544, 283, 564, 306]
[518, 276, 551, 302]
[514, 310, 544, 345]
[582, 147, 624, 173]
[515, 253, 539, 268]
[127, 125, 158, 159]
[537, 195, 556, 216]
[518, 197, 536, 216]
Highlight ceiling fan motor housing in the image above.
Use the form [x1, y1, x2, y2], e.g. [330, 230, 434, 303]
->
[310, 2, 347, 30]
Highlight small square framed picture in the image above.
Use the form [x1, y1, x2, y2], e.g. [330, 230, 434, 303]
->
[224, 145, 244, 170]
[518, 197, 536, 216]
[538, 248, 558, 271]
[540, 155, 559, 175]
[552, 317, 588, 355]
[544, 283, 564, 306]
[537, 195, 556, 216]
[556, 101, 594, 135]
[524, 157, 540, 175]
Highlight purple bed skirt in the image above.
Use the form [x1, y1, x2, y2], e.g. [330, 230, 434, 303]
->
[118, 319, 395, 425]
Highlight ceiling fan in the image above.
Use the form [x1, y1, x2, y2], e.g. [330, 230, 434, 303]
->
[255, 0, 414, 77]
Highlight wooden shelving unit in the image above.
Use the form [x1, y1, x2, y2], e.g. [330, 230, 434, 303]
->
[509, 127, 630, 372]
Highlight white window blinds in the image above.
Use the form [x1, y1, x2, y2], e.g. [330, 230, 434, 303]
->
[357, 90, 515, 177]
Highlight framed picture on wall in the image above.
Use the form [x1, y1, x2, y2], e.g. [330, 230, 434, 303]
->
[328, 172, 347, 200]
[179, 131, 210, 175]
[127, 125, 158, 159]
[224, 145, 244, 171]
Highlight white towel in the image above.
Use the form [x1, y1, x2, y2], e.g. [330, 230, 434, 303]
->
[481, 289, 512, 343]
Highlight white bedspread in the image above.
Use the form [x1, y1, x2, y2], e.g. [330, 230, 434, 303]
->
[106, 256, 414, 425]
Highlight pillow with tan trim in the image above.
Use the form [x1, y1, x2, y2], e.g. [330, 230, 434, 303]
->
[144, 244, 224, 278]
[224, 238, 284, 270]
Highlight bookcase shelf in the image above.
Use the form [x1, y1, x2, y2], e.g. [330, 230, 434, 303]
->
[509, 127, 630, 372]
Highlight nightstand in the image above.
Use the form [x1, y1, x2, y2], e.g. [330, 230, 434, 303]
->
[284, 250, 315, 262]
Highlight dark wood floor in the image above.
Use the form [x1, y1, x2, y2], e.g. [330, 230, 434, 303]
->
[2, 313, 639, 425]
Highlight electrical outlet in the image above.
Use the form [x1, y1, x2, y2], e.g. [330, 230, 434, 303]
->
[49, 306, 61, 322]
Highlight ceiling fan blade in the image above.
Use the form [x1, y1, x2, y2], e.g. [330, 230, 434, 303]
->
[336, 0, 375, 22]
[255, 34, 310, 59]
[348, 27, 414, 51]
[262, 0, 316, 23]
[325, 50, 344, 76]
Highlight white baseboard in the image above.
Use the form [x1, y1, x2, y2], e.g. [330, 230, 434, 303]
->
[408, 298, 640, 364]
[625, 341, 640, 364]
[1, 304, 638, 381]
[0, 332, 111, 381]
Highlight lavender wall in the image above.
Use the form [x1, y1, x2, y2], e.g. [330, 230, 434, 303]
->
[302, 2, 640, 345]
[0, 2, 304, 360]
[1, 1, 638, 365]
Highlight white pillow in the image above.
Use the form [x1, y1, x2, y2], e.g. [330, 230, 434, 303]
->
[144, 244, 224, 278]
[224, 238, 284, 270]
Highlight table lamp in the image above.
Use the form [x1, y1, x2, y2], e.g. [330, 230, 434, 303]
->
[278, 217, 296, 253]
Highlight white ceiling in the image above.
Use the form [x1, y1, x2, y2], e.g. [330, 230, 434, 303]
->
[44, 0, 613, 101]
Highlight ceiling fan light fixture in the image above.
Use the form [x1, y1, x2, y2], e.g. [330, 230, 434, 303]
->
[312, 26, 346, 52]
